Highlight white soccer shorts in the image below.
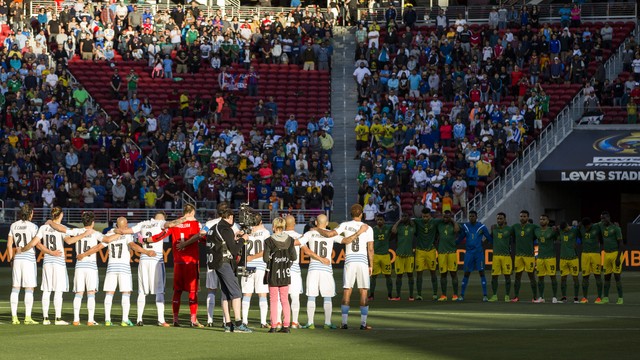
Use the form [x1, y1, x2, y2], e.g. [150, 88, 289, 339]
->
[241, 269, 269, 294]
[306, 271, 335, 298]
[206, 269, 219, 290]
[343, 263, 370, 289]
[289, 271, 303, 295]
[12, 259, 37, 288]
[104, 272, 133, 292]
[41, 263, 69, 292]
[73, 268, 99, 293]
[138, 260, 165, 295]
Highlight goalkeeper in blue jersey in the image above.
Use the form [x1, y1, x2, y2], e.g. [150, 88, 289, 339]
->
[457, 211, 493, 302]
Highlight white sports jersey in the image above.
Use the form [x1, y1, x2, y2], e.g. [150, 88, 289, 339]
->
[9, 220, 39, 262]
[246, 227, 270, 271]
[36, 224, 67, 267]
[131, 219, 166, 262]
[299, 230, 342, 274]
[335, 220, 374, 265]
[68, 228, 104, 270]
[103, 232, 134, 273]
[203, 218, 240, 233]
[284, 230, 303, 273]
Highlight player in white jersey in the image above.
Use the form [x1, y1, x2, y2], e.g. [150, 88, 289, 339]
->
[19, 207, 71, 325]
[115, 211, 186, 327]
[241, 218, 271, 327]
[300, 214, 366, 329]
[314, 204, 374, 330]
[79, 217, 155, 327]
[7, 204, 51, 325]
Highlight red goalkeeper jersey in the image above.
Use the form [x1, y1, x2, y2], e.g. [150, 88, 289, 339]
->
[167, 220, 201, 264]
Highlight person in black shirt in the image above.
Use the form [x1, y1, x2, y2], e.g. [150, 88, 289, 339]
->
[110, 69, 121, 99]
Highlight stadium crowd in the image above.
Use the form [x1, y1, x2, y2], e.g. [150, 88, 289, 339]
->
[0, 1, 337, 218]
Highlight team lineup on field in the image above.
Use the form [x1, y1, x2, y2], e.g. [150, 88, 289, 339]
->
[6, 202, 625, 331]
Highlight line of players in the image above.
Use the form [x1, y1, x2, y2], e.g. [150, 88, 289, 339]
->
[370, 209, 624, 305]
[7, 203, 376, 330]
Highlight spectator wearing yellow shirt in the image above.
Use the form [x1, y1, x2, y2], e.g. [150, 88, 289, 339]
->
[442, 191, 453, 213]
[355, 118, 370, 159]
[179, 90, 190, 117]
[7, 131, 19, 148]
[145, 185, 158, 208]
[627, 101, 637, 124]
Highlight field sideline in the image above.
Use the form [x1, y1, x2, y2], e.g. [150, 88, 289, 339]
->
[0, 267, 639, 359]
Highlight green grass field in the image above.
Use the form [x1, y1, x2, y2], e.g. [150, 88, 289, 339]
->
[1, 267, 639, 359]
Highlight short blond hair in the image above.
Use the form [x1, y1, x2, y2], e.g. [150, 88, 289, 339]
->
[272, 217, 286, 232]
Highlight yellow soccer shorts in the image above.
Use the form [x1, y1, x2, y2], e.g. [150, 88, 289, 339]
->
[536, 258, 557, 277]
[438, 253, 458, 274]
[492, 255, 513, 276]
[372, 254, 391, 276]
[415, 249, 437, 272]
[514, 256, 535, 273]
[395, 256, 415, 275]
[560, 258, 579, 277]
[581, 252, 602, 276]
[603, 251, 622, 275]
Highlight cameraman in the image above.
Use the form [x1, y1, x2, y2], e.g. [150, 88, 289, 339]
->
[207, 207, 252, 333]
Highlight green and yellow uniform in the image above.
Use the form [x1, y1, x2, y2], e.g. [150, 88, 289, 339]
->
[511, 223, 539, 273]
[579, 225, 602, 276]
[491, 225, 513, 276]
[372, 224, 392, 275]
[559, 228, 580, 277]
[535, 226, 558, 276]
[437, 222, 458, 273]
[395, 223, 416, 275]
[414, 218, 439, 272]
[600, 223, 623, 275]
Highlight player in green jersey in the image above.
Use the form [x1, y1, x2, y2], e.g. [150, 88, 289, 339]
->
[510, 210, 539, 302]
[534, 214, 559, 303]
[488, 212, 513, 302]
[558, 222, 580, 303]
[369, 215, 393, 300]
[391, 213, 416, 301]
[413, 209, 440, 300]
[598, 211, 624, 305]
[578, 217, 603, 303]
[436, 211, 460, 301]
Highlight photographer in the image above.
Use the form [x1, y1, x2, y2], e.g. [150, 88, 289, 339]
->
[207, 208, 253, 333]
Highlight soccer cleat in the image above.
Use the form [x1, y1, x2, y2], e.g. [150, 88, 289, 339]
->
[302, 323, 315, 329]
[173, 322, 181, 327]
[73, 321, 80, 326]
[276, 322, 282, 329]
[87, 321, 99, 326]
[432, 294, 439, 301]
[510, 297, 520, 303]
[390, 297, 401, 301]
[416, 295, 423, 301]
[437, 295, 448, 302]
[482, 296, 489, 302]
[367, 296, 374, 301]
[55, 319, 69, 325]
[488, 295, 498, 302]
[323, 324, 337, 329]
[206, 322, 214, 327]
[504, 295, 511, 302]
[340, 324, 349, 330]
[278, 327, 291, 333]
[532, 297, 545, 303]
[594, 297, 602, 304]
[121, 320, 134, 327]
[136, 321, 144, 327]
[157, 322, 170, 327]
[105, 321, 113, 327]
[291, 322, 300, 329]
[580, 297, 589, 304]
[597, 297, 609, 304]
[617, 298, 624, 305]
[235, 324, 253, 333]
[43, 318, 51, 325]
[223, 323, 233, 332]
[191, 322, 205, 328]
[11, 317, 20, 325]
[408, 297, 415, 301]
[560, 297, 567, 303]
[24, 317, 39, 325]
[552, 297, 559, 304]
[267, 328, 278, 333]
[261, 323, 269, 328]
[573, 297, 580, 304]
[360, 324, 372, 330]
[451, 295, 459, 301]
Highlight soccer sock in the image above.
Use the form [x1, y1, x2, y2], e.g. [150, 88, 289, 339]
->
[460, 276, 469, 297]
[431, 273, 438, 296]
[360, 306, 369, 326]
[259, 296, 268, 325]
[561, 278, 568, 297]
[156, 293, 166, 323]
[87, 294, 96, 323]
[172, 291, 182, 323]
[306, 297, 316, 325]
[416, 272, 423, 296]
[537, 278, 545, 299]
[550, 277, 558, 297]
[122, 293, 131, 322]
[386, 276, 394, 297]
[53, 291, 63, 319]
[408, 277, 415, 298]
[440, 276, 448, 295]
[491, 277, 498, 295]
[241, 296, 251, 325]
[370, 275, 377, 297]
[514, 278, 521, 297]
[615, 277, 623, 298]
[291, 294, 300, 325]
[396, 275, 402, 297]
[206, 291, 216, 323]
[341, 304, 349, 325]
[42, 290, 51, 319]
[505, 276, 511, 296]
[188, 291, 198, 323]
[104, 293, 114, 322]
[480, 275, 487, 296]
[137, 293, 146, 322]
[530, 277, 538, 299]
[604, 279, 611, 297]
[24, 289, 34, 318]
[573, 277, 579, 298]
[582, 277, 590, 298]
[595, 275, 603, 298]
[10, 288, 19, 317]
[452, 276, 459, 295]
[323, 298, 332, 325]
[73, 293, 82, 322]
